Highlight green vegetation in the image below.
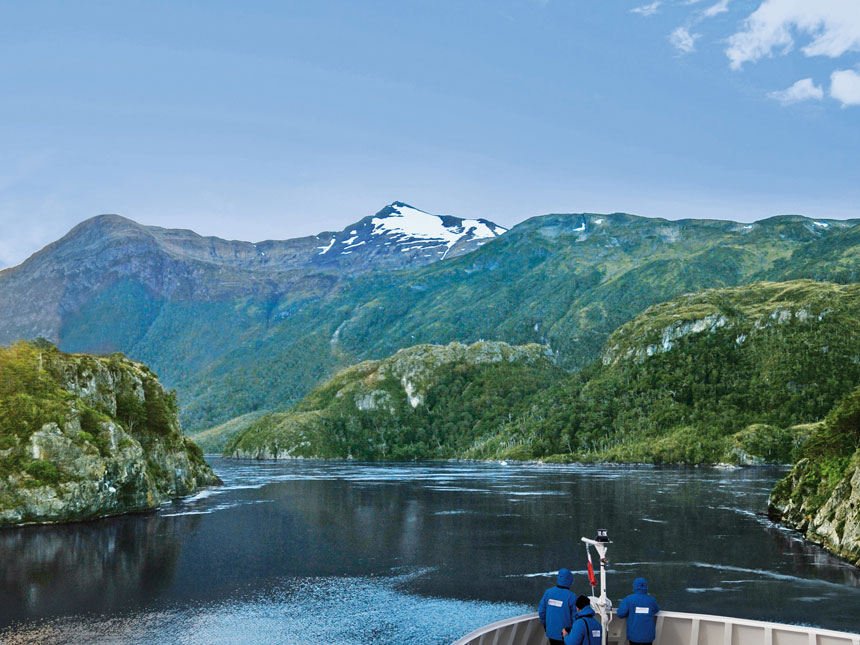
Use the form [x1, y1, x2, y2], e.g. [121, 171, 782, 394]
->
[30, 212, 860, 432]
[768, 385, 860, 565]
[227, 280, 860, 466]
[0, 341, 219, 526]
[474, 281, 860, 463]
[225, 342, 563, 460]
[771, 387, 860, 512]
[188, 411, 268, 453]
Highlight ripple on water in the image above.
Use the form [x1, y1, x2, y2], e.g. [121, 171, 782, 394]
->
[0, 572, 530, 645]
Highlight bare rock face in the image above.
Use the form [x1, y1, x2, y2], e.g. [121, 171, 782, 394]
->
[0, 342, 220, 527]
[769, 455, 860, 566]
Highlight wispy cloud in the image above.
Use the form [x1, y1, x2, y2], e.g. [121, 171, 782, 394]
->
[702, 0, 730, 19]
[726, 1, 860, 70]
[768, 78, 824, 104]
[670, 26, 700, 53]
[831, 66, 860, 106]
[631, 1, 661, 17]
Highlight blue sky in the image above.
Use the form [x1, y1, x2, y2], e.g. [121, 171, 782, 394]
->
[1, 0, 859, 268]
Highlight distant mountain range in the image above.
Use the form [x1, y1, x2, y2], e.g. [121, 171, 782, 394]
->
[3, 202, 860, 431]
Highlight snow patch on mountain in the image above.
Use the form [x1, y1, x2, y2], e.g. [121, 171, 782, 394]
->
[317, 237, 336, 255]
[370, 203, 506, 258]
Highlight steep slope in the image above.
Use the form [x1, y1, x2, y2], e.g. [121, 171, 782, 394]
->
[186, 214, 854, 427]
[0, 202, 506, 426]
[4, 205, 860, 432]
[0, 341, 220, 526]
[311, 202, 507, 271]
[190, 213, 860, 431]
[480, 280, 860, 463]
[763, 222, 860, 284]
[224, 341, 561, 460]
[233, 281, 860, 465]
[331, 214, 858, 372]
[0, 202, 505, 350]
[769, 387, 860, 566]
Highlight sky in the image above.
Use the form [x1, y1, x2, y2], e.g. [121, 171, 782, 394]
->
[1, 0, 859, 268]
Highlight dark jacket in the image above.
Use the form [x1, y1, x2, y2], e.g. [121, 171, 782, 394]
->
[564, 605, 602, 645]
[538, 569, 576, 640]
[617, 578, 660, 643]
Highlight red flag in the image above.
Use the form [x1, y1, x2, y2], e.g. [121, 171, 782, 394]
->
[587, 556, 597, 587]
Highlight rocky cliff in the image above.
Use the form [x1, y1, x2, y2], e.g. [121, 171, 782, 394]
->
[0, 341, 220, 527]
[769, 386, 860, 565]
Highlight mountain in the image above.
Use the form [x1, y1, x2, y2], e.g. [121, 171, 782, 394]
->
[0, 202, 507, 427]
[326, 214, 860, 374]
[183, 212, 860, 431]
[0, 202, 506, 346]
[227, 280, 860, 465]
[0, 341, 220, 526]
[311, 201, 507, 270]
[223, 341, 561, 460]
[3, 205, 860, 432]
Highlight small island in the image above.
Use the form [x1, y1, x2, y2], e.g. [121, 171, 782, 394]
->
[0, 341, 220, 527]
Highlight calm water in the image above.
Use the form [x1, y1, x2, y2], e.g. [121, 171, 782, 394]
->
[1, 459, 859, 644]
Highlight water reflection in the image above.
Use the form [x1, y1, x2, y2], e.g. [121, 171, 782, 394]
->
[0, 513, 197, 626]
[0, 460, 858, 643]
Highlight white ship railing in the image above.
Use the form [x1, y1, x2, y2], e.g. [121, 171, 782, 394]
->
[453, 610, 860, 645]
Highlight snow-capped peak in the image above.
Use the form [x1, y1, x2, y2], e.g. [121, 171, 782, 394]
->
[370, 202, 506, 258]
[312, 202, 507, 269]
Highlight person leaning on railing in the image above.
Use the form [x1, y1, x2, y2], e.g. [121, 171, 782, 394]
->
[538, 568, 577, 645]
[616, 578, 660, 645]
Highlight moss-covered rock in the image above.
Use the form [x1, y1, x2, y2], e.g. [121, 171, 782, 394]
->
[0, 341, 220, 527]
[769, 386, 860, 565]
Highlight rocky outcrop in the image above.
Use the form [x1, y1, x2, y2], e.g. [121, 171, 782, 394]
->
[0, 342, 220, 527]
[768, 385, 860, 566]
[769, 455, 860, 566]
[601, 281, 860, 366]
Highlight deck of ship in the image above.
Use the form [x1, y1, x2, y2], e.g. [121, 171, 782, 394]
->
[453, 610, 860, 645]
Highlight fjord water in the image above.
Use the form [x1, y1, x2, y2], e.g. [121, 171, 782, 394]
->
[1, 461, 858, 644]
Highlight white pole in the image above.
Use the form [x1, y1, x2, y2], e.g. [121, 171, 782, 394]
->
[582, 536, 612, 645]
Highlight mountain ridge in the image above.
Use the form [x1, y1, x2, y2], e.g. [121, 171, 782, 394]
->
[4, 203, 860, 431]
[0, 201, 507, 347]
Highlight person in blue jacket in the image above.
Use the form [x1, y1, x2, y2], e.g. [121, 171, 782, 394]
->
[538, 568, 576, 645]
[563, 595, 602, 645]
[617, 577, 660, 645]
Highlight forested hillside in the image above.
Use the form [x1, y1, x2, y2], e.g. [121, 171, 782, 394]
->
[224, 342, 562, 460]
[481, 280, 860, 463]
[227, 281, 860, 466]
[186, 214, 860, 430]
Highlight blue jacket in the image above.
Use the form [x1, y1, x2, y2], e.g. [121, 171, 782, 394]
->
[617, 578, 660, 643]
[564, 606, 602, 645]
[538, 569, 576, 640]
